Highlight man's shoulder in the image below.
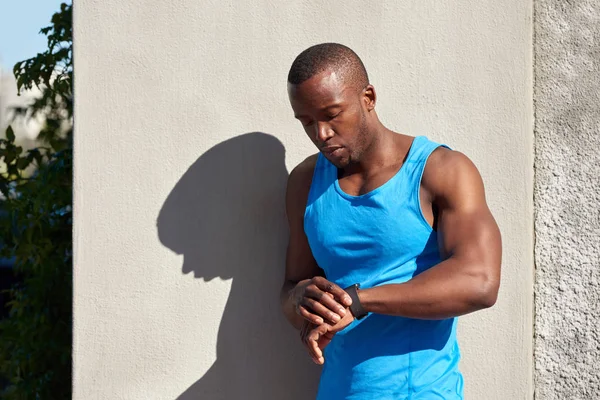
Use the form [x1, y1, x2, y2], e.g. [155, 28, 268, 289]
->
[426, 146, 465, 170]
[286, 154, 319, 208]
[288, 153, 319, 187]
[422, 146, 483, 197]
[294, 153, 319, 171]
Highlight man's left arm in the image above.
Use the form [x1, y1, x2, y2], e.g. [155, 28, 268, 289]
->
[357, 149, 502, 319]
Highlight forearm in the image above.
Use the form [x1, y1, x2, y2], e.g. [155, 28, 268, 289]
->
[358, 258, 499, 320]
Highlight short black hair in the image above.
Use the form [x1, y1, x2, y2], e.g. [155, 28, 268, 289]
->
[287, 43, 369, 91]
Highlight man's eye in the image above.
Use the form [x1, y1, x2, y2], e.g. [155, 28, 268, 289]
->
[302, 120, 314, 127]
[327, 112, 341, 120]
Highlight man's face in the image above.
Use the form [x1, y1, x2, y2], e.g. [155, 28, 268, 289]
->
[288, 70, 369, 168]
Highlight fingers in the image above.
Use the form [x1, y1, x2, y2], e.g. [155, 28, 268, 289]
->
[300, 322, 321, 364]
[300, 298, 341, 324]
[317, 329, 334, 353]
[297, 305, 324, 325]
[313, 277, 353, 307]
[294, 277, 353, 325]
[300, 321, 338, 365]
[297, 278, 352, 323]
[305, 324, 327, 365]
[300, 321, 310, 342]
[309, 340, 324, 365]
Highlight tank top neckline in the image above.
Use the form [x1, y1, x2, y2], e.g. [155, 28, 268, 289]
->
[333, 136, 421, 201]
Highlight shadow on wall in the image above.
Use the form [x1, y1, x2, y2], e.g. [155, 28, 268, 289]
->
[157, 132, 320, 400]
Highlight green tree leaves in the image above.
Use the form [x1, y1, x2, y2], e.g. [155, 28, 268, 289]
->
[5, 127, 15, 143]
[0, 3, 73, 399]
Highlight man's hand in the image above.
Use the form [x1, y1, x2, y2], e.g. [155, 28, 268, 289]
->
[300, 308, 354, 365]
[291, 277, 353, 325]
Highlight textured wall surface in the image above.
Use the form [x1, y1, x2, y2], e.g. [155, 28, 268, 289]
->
[534, 1, 600, 399]
[73, 1, 533, 399]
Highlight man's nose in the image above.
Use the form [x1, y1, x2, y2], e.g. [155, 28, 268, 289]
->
[315, 121, 333, 144]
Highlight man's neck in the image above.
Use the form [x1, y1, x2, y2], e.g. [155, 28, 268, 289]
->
[344, 127, 407, 177]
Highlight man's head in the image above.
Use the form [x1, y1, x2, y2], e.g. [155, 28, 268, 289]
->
[287, 43, 379, 168]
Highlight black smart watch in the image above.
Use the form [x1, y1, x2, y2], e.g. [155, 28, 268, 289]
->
[344, 283, 368, 320]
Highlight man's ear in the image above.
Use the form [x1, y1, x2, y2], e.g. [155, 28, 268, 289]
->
[363, 85, 376, 111]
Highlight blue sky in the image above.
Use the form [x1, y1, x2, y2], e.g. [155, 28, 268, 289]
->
[0, 0, 67, 71]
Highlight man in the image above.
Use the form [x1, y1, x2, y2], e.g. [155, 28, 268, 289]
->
[280, 43, 501, 400]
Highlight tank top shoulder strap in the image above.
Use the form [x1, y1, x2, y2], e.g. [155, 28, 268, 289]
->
[402, 135, 450, 178]
[399, 136, 451, 221]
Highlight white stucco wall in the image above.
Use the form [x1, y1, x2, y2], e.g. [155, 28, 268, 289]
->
[534, 1, 600, 398]
[73, 1, 533, 399]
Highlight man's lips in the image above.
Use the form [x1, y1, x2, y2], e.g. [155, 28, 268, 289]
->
[321, 146, 342, 155]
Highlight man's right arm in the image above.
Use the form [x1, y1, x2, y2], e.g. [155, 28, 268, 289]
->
[280, 155, 352, 330]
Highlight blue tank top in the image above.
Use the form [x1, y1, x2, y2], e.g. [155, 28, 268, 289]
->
[304, 136, 463, 400]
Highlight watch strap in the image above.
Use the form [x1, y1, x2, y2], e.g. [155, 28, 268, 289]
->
[344, 283, 368, 320]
